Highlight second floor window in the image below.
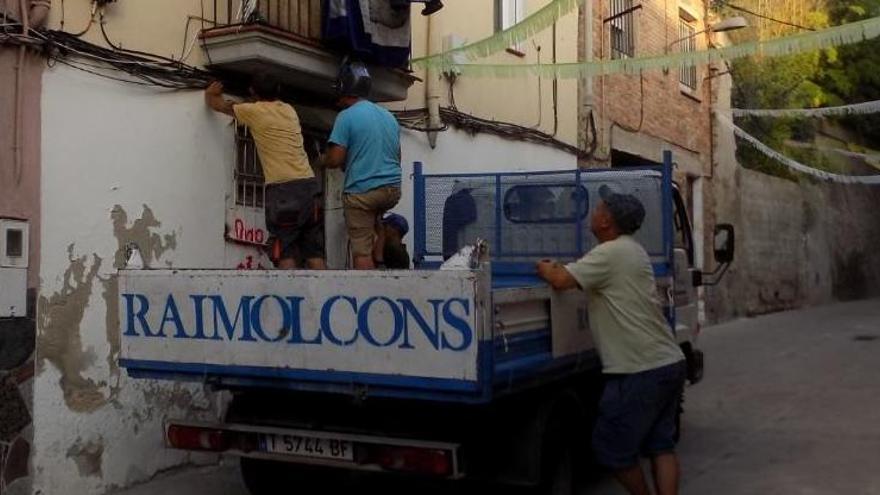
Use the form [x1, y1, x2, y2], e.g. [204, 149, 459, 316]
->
[679, 18, 698, 90]
[610, 0, 635, 59]
[496, 0, 525, 31]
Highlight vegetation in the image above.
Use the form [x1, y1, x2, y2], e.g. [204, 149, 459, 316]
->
[717, 0, 880, 178]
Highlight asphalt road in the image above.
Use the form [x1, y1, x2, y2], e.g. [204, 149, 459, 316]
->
[112, 298, 880, 495]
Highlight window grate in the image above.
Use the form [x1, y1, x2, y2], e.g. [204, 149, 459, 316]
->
[610, 0, 635, 59]
[234, 124, 266, 209]
[679, 19, 698, 90]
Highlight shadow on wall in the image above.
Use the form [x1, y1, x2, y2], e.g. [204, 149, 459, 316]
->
[834, 251, 869, 301]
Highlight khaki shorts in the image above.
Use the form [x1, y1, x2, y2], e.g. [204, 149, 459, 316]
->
[343, 185, 401, 257]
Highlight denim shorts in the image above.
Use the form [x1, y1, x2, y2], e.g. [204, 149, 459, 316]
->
[592, 360, 686, 469]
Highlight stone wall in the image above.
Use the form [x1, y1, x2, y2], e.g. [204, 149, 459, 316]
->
[709, 76, 880, 320]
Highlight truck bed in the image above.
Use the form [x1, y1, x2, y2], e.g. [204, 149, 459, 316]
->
[118, 266, 599, 403]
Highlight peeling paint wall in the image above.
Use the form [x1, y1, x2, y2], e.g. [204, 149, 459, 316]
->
[33, 64, 241, 494]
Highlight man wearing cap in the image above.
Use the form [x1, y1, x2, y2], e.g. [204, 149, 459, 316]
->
[378, 213, 411, 269]
[323, 61, 402, 270]
[536, 187, 686, 495]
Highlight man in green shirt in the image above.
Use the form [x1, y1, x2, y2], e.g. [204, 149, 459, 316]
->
[536, 186, 686, 495]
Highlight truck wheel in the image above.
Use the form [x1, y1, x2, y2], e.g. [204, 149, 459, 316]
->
[542, 442, 575, 495]
[239, 458, 329, 495]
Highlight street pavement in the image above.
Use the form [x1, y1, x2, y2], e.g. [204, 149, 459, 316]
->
[112, 298, 880, 495]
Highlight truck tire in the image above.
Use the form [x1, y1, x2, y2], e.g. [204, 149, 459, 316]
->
[240, 458, 336, 495]
[537, 392, 590, 495]
[541, 442, 575, 495]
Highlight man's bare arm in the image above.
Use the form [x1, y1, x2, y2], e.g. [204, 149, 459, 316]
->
[205, 81, 235, 116]
[536, 260, 579, 291]
[323, 144, 347, 169]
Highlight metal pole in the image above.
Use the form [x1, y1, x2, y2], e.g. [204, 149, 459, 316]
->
[413, 162, 427, 264]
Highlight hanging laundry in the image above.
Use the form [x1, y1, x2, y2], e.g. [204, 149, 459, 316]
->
[323, 0, 412, 68]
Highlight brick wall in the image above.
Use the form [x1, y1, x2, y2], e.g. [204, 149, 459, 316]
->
[588, 0, 712, 171]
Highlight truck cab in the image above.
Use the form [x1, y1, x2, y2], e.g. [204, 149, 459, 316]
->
[117, 152, 733, 494]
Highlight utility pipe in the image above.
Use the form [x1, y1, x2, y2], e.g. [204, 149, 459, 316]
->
[29, 0, 51, 28]
[425, 10, 440, 149]
[13, 0, 30, 185]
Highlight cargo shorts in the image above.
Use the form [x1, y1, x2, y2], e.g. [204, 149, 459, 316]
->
[343, 184, 401, 257]
[592, 360, 686, 469]
[265, 178, 324, 261]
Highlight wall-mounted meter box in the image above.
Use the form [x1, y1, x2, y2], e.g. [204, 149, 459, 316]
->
[0, 218, 28, 317]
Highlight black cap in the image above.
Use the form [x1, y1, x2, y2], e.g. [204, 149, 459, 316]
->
[598, 185, 646, 235]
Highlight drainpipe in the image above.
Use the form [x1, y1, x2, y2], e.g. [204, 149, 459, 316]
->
[424, 12, 440, 149]
[584, 0, 594, 113]
[13, 0, 31, 185]
[29, 1, 52, 28]
[579, 0, 594, 167]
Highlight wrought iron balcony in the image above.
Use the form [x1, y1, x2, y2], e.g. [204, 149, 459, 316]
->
[200, 0, 413, 102]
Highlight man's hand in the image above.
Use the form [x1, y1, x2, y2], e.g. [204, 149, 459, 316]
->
[536, 259, 579, 291]
[205, 81, 235, 116]
[323, 144, 347, 170]
[206, 81, 224, 96]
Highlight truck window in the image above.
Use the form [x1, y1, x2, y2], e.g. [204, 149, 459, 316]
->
[503, 185, 589, 224]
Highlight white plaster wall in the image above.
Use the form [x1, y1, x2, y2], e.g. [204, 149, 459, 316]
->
[34, 64, 251, 494]
[396, 127, 579, 250]
[32, 64, 577, 494]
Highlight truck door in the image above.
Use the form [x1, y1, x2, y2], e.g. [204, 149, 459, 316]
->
[672, 186, 698, 340]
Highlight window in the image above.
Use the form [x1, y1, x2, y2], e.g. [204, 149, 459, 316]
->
[5, 229, 23, 257]
[232, 123, 324, 209]
[503, 185, 589, 223]
[610, 0, 635, 59]
[679, 18, 698, 90]
[234, 124, 265, 209]
[496, 0, 525, 32]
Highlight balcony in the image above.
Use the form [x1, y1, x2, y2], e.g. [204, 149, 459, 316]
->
[200, 0, 414, 102]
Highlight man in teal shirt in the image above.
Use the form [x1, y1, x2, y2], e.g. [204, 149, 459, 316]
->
[324, 62, 402, 269]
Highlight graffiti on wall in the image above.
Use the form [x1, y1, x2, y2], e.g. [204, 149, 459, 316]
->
[228, 218, 267, 247]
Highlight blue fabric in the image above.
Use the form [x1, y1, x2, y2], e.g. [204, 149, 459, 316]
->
[382, 212, 409, 236]
[329, 100, 402, 194]
[592, 360, 686, 469]
[322, 0, 411, 68]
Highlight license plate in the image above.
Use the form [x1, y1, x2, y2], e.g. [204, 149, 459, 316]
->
[260, 433, 354, 461]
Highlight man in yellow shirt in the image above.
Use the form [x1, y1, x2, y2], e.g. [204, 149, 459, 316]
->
[205, 75, 326, 270]
[536, 187, 685, 495]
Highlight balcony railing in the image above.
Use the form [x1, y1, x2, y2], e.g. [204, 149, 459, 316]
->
[207, 0, 322, 41]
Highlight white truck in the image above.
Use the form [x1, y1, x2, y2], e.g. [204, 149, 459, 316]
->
[117, 151, 734, 493]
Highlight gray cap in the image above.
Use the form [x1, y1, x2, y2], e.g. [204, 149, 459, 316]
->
[598, 185, 646, 235]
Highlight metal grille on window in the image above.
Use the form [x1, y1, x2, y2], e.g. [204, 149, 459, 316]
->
[235, 124, 265, 209]
[679, 20, 698, 90]
[610, 0, 634, 59]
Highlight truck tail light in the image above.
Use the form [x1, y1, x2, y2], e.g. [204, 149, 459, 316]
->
[167, 424, 229, 452]
[365, 445, 453, 477]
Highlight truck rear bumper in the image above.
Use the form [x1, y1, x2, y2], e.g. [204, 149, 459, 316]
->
[163, 420, 463, 479]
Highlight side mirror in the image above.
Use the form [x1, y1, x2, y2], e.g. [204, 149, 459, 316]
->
[714, 224, 735, 264]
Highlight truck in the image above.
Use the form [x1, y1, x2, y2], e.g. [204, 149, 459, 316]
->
[117, 151, 734, 494]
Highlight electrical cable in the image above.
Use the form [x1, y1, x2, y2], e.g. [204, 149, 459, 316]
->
[394, 107, 593, 159]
